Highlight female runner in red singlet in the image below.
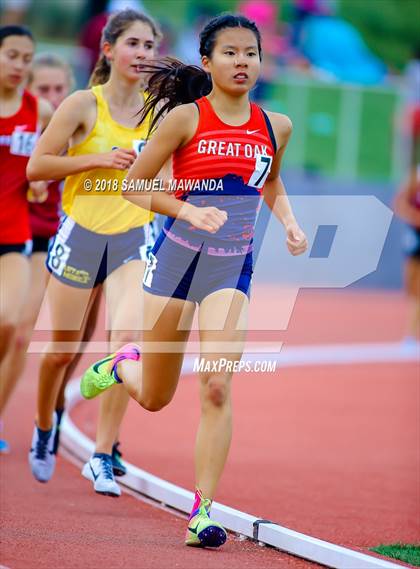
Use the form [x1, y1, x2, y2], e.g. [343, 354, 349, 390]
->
[0, 26, 51, 451]
[80, 14, 307, 547]
[0, 53, 96, 458]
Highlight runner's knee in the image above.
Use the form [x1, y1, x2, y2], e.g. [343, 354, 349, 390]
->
[13, 320, 35, 349]
[142, 394, 172, 412]
[202, 375, 230, 407]
[42, 350, 75, 368]
[110, 331, 140, 348]
[12, 331, 29, 350]
[0, 321, 16, 345]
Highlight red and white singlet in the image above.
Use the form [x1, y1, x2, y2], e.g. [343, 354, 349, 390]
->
[164, 96, 277, 255]
[0, 89, 39, 244]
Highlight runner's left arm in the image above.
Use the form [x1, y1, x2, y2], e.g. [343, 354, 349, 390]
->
[263, 113, 308, 256]
[29, 97, 54, 201]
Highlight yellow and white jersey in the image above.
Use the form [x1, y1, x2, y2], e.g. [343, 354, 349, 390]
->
[62, 85, 153, 234]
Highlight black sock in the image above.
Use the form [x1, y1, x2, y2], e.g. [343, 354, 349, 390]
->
[93, 452, 112, 459]
[36, 425, 52, 439]
[55, 408, 65, 428]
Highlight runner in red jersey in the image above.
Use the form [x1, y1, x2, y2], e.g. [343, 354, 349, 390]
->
[164, 94, 277, 255]
[0, 26, 51, 452]
[80, 14, 308, 548]
[0, 53, 79, 456]
[0, 87, 38, 246]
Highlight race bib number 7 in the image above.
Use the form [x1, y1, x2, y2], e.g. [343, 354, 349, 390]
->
[248, 154, 273, 189]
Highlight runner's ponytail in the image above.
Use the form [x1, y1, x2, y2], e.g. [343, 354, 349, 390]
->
[137, 57, 211, 133]
[89, 54, 111, 86]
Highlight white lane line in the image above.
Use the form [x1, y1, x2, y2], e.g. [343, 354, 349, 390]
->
[27, 340, 420, 365]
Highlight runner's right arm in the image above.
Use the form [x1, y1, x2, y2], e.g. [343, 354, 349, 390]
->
[27, 90, 136, 181]
[125, 104, 227, 234]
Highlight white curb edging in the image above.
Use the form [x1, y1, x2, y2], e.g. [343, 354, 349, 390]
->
[61, 342, 413, 569]
[61, 381, 402, 569]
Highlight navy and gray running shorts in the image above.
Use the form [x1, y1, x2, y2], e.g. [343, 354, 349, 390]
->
[143, 230, 253, 304]
[46, 216, 159, 289]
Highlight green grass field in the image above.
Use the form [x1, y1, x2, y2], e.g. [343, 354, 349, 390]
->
[266, 77, 400, 182]
[370, 543, 420, 566]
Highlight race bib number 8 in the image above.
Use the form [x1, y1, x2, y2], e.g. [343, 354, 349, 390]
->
[139, 243, 153, 262]
[143, 252, 157, 287]
[248, 154, 273, 189]
[48, 234, 71, 276]
[10, 131, 38, 156]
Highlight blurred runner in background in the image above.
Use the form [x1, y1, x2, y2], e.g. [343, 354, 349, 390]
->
[0, 25, 52, 453]
[394, 167, 420, 346]
[395, 47, 420, 345]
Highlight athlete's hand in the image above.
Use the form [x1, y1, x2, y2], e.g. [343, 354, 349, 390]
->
[285, 222, 308, 256]
[97, 148, 137, 170]
[181, 204, 228, 233]
[28, 181, 49, 203]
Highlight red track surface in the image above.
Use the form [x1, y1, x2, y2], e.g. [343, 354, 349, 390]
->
[1, 290, 418, 568]
[0, 357, 321, 569]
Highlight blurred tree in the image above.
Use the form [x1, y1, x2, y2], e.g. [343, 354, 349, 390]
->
[338, 0, 420, 71]
[197, 0, 236, 12]
[142, 0, 188, 25]
[143, 0, 237, 24]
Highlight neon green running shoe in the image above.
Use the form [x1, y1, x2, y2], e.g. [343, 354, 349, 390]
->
[80, 344, 140, 400]
[185, 498, 227, 548]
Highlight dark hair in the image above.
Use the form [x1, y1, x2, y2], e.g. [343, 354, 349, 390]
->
[137, 13, 261, 133]
[199, 14, 261, 59]
[89, 9, 162, 87]
[0, 25, 34, 47]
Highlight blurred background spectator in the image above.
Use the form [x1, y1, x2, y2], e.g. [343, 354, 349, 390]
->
[298, 12, 387, 84]
[237, 0, 286, 100]
[175, 6, 215, 65]
[0, 0, 30, 25]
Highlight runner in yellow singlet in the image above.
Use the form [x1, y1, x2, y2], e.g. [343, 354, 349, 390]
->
[27, 9, 162, 495]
